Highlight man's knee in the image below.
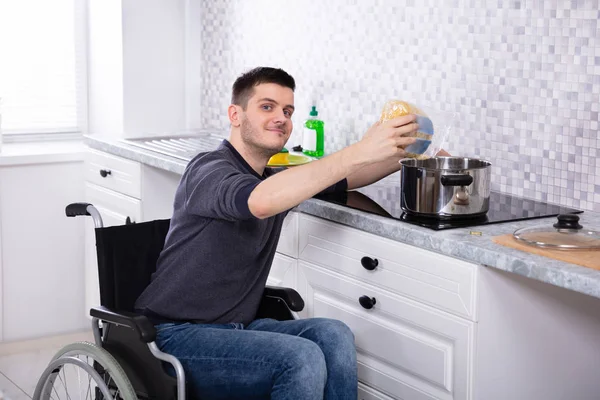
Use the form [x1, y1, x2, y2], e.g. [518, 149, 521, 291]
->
[313, 318, 355, 347]
[283, 340, 327, 389]
[310, 318, 357, 371]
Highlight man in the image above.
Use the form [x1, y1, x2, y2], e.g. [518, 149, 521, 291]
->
[135, 67, 421, 399]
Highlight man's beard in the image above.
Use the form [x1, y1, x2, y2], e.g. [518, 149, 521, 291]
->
[240, 116, 285, 157]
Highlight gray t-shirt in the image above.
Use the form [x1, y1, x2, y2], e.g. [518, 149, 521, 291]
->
[135, 140, 347, 325]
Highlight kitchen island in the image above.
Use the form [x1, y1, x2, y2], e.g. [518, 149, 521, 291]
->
[85, 134, 600, 400]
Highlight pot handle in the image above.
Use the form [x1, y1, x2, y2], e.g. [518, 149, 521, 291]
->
[441, 174, 473, 186]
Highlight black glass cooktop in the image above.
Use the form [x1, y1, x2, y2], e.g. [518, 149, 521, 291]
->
[315, 184, 583, 231]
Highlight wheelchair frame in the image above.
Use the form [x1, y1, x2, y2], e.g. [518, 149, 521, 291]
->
[82, 204, 187, 400]
[34, 202, 305, 400]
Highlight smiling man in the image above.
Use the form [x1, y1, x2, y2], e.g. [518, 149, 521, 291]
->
[135, 67, 419, 399]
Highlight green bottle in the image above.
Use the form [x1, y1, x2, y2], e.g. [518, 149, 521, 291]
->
[302, 106, 324, 157]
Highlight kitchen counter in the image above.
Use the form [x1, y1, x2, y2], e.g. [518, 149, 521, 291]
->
[86, 135, 600, 300]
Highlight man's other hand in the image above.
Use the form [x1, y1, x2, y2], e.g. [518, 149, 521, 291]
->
[356, 114, 419, 164]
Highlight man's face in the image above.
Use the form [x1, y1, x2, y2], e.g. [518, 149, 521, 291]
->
[238, 83, 295, 156]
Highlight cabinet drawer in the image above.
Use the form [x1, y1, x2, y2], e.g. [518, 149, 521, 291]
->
[85, 183, 142, 226]
[298, 261, 474, 400]
[86, 149, 141, 198]
[299, 214, 477, 321]
[276, 212, 298, 258]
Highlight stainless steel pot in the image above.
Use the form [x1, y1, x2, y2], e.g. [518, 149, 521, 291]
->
[400, 157, 492, 219]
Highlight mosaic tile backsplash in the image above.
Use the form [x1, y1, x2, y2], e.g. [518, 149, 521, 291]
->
[194, 0, 600, 212]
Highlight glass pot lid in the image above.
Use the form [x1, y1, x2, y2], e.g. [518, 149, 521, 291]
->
[513, 214, 600, 250]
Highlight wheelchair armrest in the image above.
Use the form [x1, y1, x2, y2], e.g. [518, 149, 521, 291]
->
[90, 306, 157, 343]
[264, 286, 304, 312]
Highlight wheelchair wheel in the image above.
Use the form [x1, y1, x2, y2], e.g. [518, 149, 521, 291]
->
[33, 341, 137, 400]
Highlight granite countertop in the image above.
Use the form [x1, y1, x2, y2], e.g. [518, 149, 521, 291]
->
[86, 135, 600, 300]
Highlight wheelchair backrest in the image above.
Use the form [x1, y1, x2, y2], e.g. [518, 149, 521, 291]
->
[93, 219, 171, 312]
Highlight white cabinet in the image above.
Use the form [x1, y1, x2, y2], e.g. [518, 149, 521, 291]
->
[0, 161, 87, 341]
[80, 150, 600, 400]
[298, 215, 478, 321]
[276, 211, 299, 258]
[83, 150, 146, 313]
[267, 253, 296, 288]
[358, 383, 396, 400]
[298, 260, 474, 400]
[297, 214, 477, 400]
[268, 212, 299, 287]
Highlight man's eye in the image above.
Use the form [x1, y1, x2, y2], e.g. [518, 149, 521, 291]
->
[284, 110, 292, 117]
[261, 104, 272, 111]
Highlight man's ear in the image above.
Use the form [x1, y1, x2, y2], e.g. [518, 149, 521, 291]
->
[228, 104, 241, 127]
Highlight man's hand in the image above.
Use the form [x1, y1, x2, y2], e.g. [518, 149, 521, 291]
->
[352, 114, 418, 165]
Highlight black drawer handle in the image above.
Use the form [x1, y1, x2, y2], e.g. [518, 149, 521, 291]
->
[99, 169, 112, 178]
[359, 295, 376, 310]
[360, 256, 379, 271]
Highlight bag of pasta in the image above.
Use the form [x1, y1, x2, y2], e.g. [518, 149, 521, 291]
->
[379, 100, 455, 159]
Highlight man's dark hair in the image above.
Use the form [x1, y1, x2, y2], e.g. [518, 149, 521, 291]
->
[231, 67, 295, 109]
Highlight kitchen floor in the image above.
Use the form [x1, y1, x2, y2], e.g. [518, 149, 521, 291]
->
[0, 331, 93, 400]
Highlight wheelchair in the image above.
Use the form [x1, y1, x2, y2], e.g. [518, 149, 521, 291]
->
[33, 203, 305, 400]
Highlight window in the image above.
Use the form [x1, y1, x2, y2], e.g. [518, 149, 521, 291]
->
[0, 0, 87, 140]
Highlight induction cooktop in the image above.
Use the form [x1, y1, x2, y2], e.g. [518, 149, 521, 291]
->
[315, 184, 582, 230]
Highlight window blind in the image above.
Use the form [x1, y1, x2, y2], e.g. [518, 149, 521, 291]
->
[0, 0, 85, 136]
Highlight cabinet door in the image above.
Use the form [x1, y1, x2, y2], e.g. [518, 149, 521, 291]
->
[297, 260, 474, 400]
[267, 253, 296, 289]
[84, 183, 142, 314]
[276, 212, 298, 258]
[0, 162, 87, 341]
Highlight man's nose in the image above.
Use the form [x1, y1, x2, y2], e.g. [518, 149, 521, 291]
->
[273, 108, 287, 124]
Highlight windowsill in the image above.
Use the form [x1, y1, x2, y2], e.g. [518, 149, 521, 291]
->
[0, 139, 86, 166]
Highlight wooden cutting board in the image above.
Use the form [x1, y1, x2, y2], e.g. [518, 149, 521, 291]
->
[492, 234, 600, 270]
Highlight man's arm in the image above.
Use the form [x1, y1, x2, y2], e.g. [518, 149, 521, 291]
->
[248, 115, 418, 219]
[345, 148, 452, 190]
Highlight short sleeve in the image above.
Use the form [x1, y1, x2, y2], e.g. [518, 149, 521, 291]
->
[184, 158, 261, 220]
[315, 178, 348, 196]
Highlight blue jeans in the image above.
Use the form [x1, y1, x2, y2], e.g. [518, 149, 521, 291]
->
[155, 317, 357, 400]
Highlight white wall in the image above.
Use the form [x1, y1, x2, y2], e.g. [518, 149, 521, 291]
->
[87, 0, 187, 138]
[121, 0, 186, 136]
[476, 267, 600, 400]
[87, 0, 124, 136]
[190, 0, 600, 212]
[184, 0, 203, 131]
